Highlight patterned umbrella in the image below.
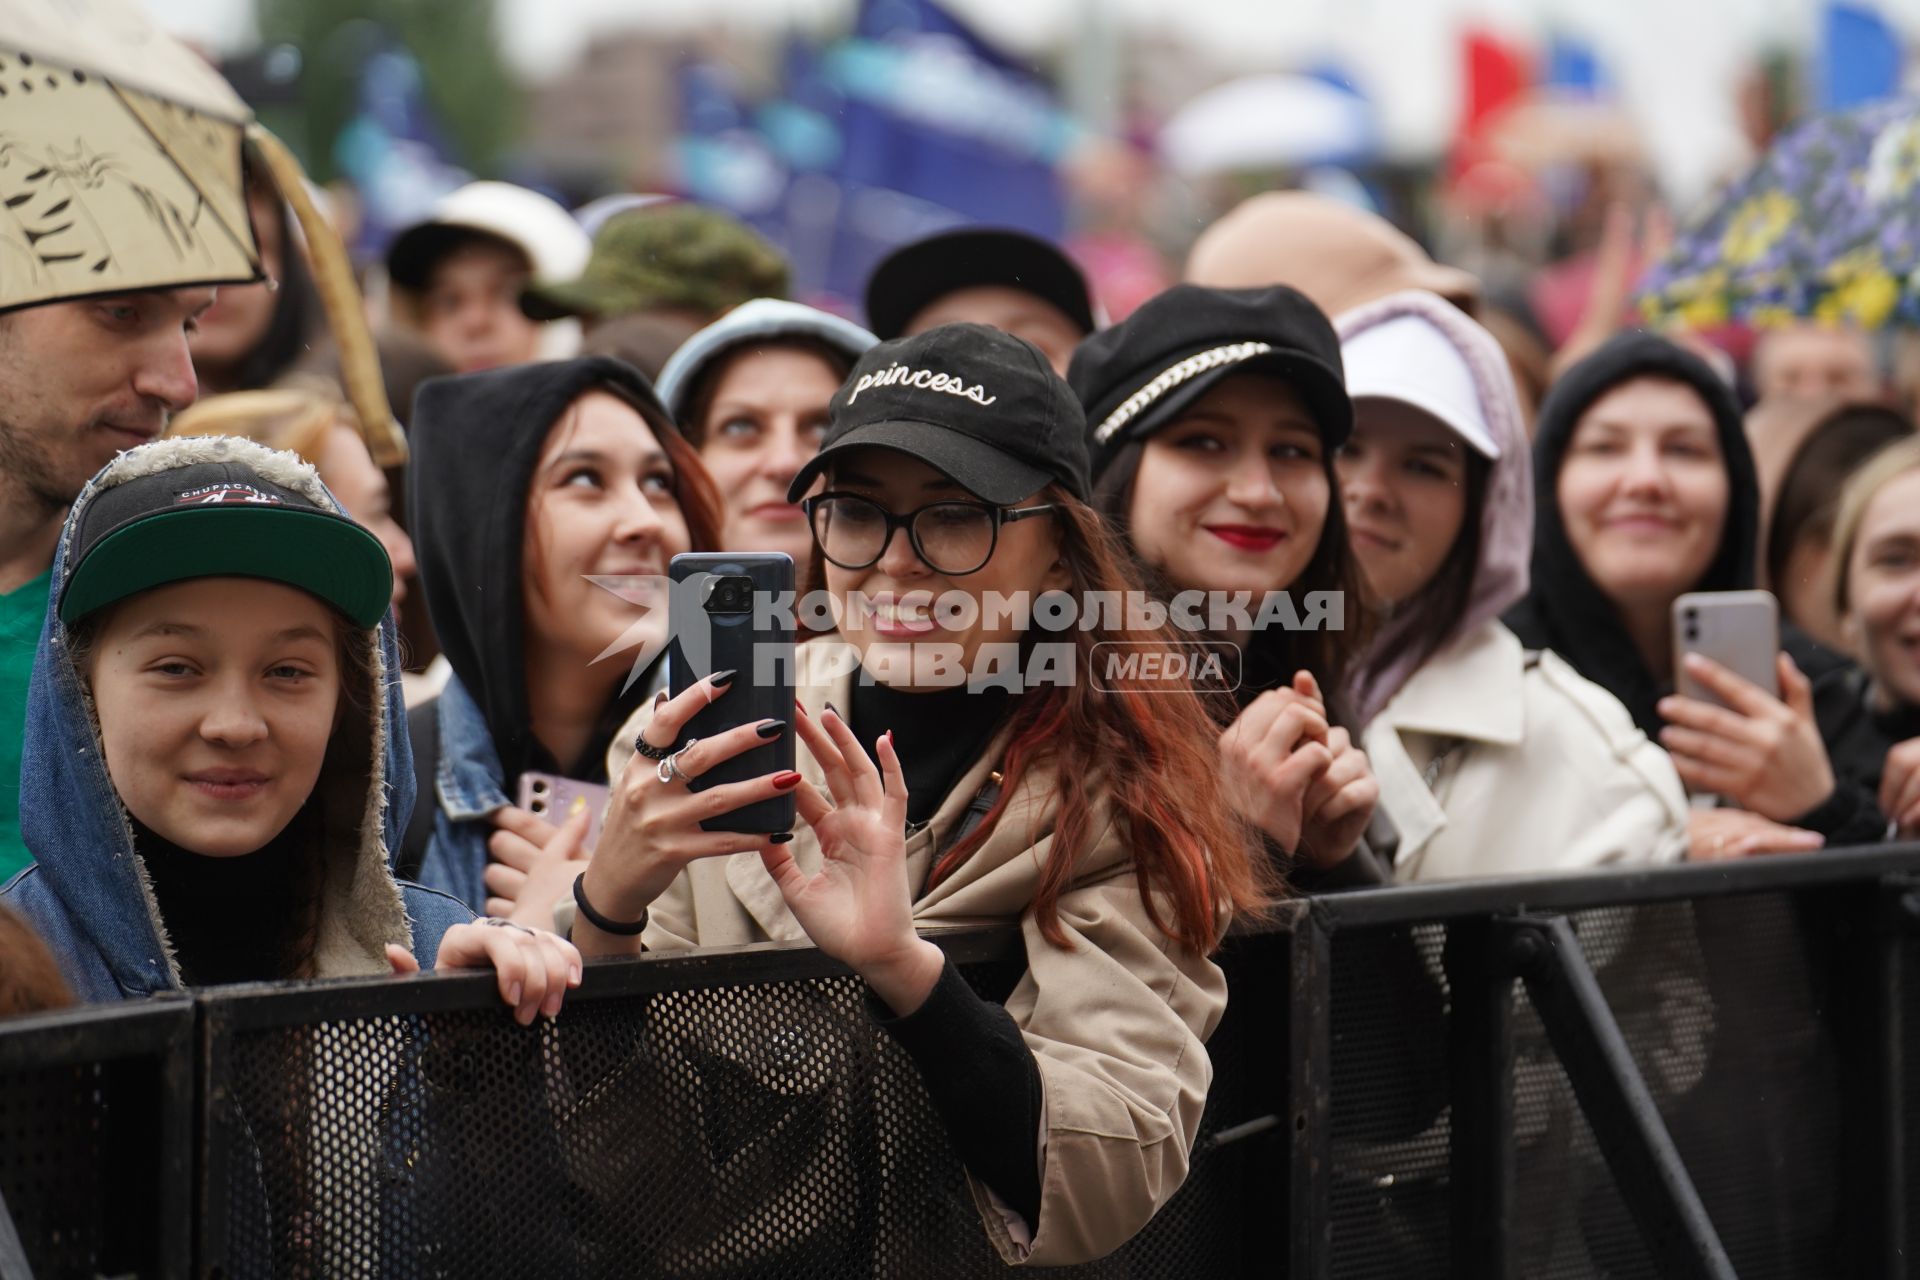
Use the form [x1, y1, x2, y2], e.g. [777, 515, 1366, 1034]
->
[1, 0, 261, 310]
[0, 0, 407, 463]
[1638, 97, 1920, 330]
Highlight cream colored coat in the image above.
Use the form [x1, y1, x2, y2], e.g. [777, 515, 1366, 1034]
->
[1364, 621, 1690, 881]
[608, 639, 1228, 1267]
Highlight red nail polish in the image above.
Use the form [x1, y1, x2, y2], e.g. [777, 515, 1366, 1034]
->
[773, 771, 802, 790]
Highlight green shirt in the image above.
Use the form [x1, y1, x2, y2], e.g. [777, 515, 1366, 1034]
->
[0, 570, 50, 882]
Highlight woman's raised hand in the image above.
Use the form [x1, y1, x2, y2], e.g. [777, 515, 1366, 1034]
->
[573, 671, 800, 952]
[1879, 738, 1920, 837]
[486, 806, 591, 926]
[760, 703, 944, 1016]
[1658, 652, 1836, 822]
[1219, 671, 1333, 856]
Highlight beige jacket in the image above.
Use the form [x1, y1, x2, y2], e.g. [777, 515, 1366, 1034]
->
[1364, 620, 1690, 881]
[608, 639, 1227, 1267]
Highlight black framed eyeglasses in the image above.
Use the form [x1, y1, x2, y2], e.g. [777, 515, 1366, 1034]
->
[801, 491, 1060, 576]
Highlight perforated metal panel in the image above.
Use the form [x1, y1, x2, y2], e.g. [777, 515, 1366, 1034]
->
[0, 1061, 115, 1275]
[1326, 923, 1452, 1280]
[0, 999, 191, 1278]
[198, 943, 1280, 1279]
[1528, 898, 1843, 1274]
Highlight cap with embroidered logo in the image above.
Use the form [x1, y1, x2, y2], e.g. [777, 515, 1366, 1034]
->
[60, 459, 393, 628]
[1068, 283, 1352, 481]
[786, 323, 1090, 505]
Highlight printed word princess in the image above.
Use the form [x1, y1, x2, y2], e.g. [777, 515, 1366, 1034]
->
[846, 362, 999, 406]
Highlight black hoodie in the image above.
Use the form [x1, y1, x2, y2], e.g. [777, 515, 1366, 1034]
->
[1505, 332, 1759, 742]
[408, 357, 677, 786]
[1506, 333, 1883, 844]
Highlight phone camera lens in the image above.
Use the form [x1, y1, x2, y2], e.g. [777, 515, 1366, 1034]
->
[704, 574, 755, 615]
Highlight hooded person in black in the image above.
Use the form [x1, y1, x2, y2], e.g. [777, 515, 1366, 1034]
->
[400, 356, 722, 909]
[1507, 332, 1760, 738]
[1508, 332, 1881, 847]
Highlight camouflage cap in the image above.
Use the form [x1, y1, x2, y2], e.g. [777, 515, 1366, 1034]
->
[521, 203, 790, 322]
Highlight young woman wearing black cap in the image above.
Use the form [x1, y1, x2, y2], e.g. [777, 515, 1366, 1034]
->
[1069, 283, 1382, 884]
[550, 322, 1268, 1266]
[1, 435, 580, 1020]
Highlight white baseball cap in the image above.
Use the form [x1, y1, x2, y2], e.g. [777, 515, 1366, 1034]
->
[1341, 312, 1500, 459]
[385, 181, 590, 291]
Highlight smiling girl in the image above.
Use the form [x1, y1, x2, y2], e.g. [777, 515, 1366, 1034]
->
[1815, 439, 1920, 836]
[400, 357, 722, 913]
[0, 436, 577, 1018]
[1509, 333, 1880, 855]
[1071, 284, 1381, 883]
[550, 324, 1265, 1266]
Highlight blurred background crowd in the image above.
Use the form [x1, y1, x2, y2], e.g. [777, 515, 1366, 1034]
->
[139, 0, 1908, 340]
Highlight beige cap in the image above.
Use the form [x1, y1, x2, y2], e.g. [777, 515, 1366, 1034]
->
[1184, 192, 1480, 320]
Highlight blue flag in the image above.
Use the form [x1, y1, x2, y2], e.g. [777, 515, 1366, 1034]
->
[1821, 2, 1903, 111]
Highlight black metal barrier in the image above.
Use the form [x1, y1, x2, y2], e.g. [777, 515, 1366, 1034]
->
[6, 845, 1920, 1278]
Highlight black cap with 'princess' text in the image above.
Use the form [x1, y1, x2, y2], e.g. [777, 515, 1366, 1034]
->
[787, 322, 1090, 505]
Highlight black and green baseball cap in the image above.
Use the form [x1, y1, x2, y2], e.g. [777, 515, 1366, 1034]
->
[59, 460, 393, 628]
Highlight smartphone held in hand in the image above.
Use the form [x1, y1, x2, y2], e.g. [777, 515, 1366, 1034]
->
[1672, 589, 1779, 708]
[515, 772, 610, 849]
[668, 552, 797, 834]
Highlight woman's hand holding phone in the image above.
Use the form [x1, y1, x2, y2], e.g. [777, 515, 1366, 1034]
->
[579, 676, 940, 1013]
[574, 673, 801, 954]
[1657, 651, 1836, 821]
[758, 703, 944, 1017]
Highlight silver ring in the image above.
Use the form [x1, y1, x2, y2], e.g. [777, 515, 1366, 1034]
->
[479, 917, 536, 935]
[656, 737, 699, 785]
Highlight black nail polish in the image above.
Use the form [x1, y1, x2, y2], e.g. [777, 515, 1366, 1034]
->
[710, 669, 738, 687]
[756, 719, 787, 739]
[823, 701, 841, 720]
[770, 831, 795, 844]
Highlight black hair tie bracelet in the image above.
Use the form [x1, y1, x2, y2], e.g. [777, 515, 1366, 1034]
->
[572, 873, 649, 936]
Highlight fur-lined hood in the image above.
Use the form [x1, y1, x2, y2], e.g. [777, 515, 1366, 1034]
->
[1, 436, 462, 999]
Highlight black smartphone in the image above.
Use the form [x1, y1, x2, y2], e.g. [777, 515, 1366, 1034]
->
[668, 552, 796, 834]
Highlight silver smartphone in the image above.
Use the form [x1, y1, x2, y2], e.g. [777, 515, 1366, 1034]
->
[1672, 589, 1779, 707]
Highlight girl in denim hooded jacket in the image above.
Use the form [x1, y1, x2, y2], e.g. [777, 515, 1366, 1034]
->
[1, 435, 577, 1020]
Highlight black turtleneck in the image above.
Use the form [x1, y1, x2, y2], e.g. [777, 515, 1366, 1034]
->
[848, 679, 1013, 824]
[843, 674, 1043, 1229]
[135, 811, 312, 987]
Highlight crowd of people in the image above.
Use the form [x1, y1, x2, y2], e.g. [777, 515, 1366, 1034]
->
[0, 163, 1913, 1263]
